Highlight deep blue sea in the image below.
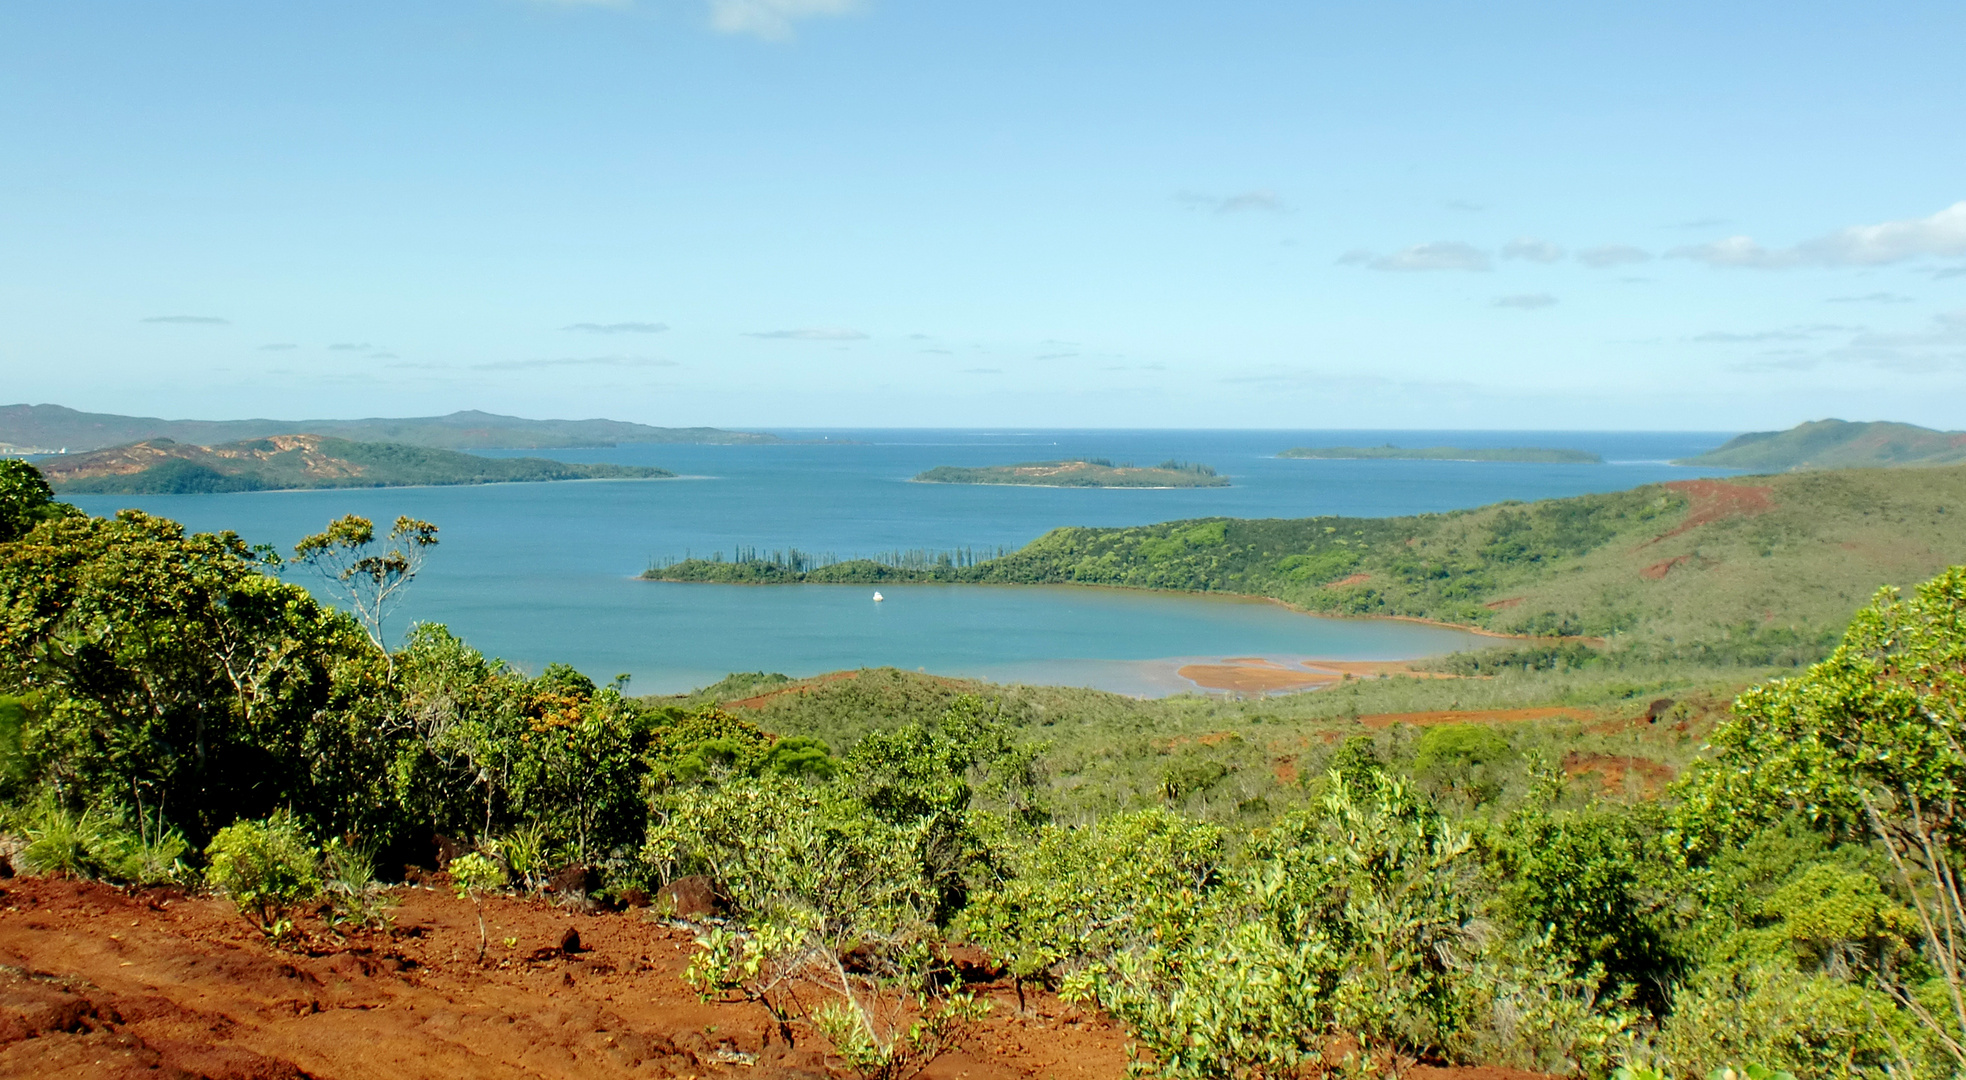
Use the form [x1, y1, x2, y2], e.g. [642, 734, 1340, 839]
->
[67, 429, 1739, 696]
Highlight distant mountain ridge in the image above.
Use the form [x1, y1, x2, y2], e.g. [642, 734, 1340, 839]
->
[0, 404, 780, 453]
[41, 434, 673, 494]
[1675, 419, 1966, 471]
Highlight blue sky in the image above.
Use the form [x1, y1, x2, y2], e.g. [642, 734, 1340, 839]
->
[2, 1, 1963, 431]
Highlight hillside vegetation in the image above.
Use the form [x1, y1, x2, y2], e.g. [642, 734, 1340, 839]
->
[9, 453, 1966, 1076]
[1676, 418, 1966, 470]
[651, 466, 1966, 664]
[1280, 445, 1601, 463]
[41, 434, 673, 493]
[913, 459, 1228, 488]
[0, 403, 779, 452]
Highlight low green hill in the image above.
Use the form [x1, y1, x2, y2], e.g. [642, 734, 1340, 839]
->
[41, 434, 673, 494]
[649, 466, 1966, 665]
[1675, 418, 1966, 470]
[1280, 445, 1600, 463]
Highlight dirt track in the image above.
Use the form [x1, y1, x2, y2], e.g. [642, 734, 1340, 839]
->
[0, 875, 1555, 1080]
[0, 876, 1127, 1080]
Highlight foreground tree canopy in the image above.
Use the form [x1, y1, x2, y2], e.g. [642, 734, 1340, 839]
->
[3, 472, 1965, 1079]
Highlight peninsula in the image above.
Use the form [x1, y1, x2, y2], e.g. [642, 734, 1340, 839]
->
[913, 459, 1229, 488]
[1674, 418, 1966, 471]
[1279, 445, 1601, 463]
[0, 403, 779, 453]
[39, 434, 673, 494]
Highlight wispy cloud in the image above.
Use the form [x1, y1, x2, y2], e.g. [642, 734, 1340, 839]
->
[962, 367, 1003, 375]
[471, 356, 679, 371]
[1035, 352, 1078, 361]
[1672, 201, 1966, 269]
[328, 342, 370, 351]
[709, 0, 860, 41]
[1493, 293, 1557, 310]
[1577, 244, 1651, 268]
[1826, 292, 1914, 304]
[744, 327, 868, 341]
[368, 352, 399, 360]
[1339, 242, 1490, 272]
[142, 315, 228, 325]
[1692, 323, 1862, 344]
[919, 348, 952, 355]
[1177, 189, 1286, 214]
[562, 321, 669, 334]
[1501, 238, 1563, 263]
[1445, 199, 1484, 212]
[257, 343, 298, 351]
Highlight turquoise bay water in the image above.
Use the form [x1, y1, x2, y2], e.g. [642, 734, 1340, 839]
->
[67, 429, 1737, 695]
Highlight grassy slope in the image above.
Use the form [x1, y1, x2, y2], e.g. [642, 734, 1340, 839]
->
[650, 466, 1966, 662]
[49, 436, 673, 493]
[914, 461, 1229, 488]
[649, 665, 1749, 824]
[1279, 446, 1601, 463]
[1677, 418, 1966, 470]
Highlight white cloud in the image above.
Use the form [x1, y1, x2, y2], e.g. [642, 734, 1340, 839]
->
[1176, 189, 1286, 214]
[1501, 238, 1563, 263]
[1493, 293, 1557, 309]
[562, 321, 668, 334]
[1339, 242, 1490, 272]
[1577, 244, 1651, 268]
[1672, 201, 1966, 269]
[709, 0, 860, 41]
[744, 326, 868, 340]
[471, 356, 678, 370]
[1826, 292, 1914, 304]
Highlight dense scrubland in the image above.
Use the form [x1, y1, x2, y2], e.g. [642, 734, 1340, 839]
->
[7, 456, 1966, 1078]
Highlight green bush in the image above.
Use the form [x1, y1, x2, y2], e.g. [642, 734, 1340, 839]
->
[203, 813, 322, 930]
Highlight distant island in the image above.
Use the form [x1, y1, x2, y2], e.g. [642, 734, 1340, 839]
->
[1675, 419, 1966, 471]
[0, 404, 779, 453]
[39, 434, 673, 494]
[913, 459, 1230, 488]
[1279, 445, 1601, 464]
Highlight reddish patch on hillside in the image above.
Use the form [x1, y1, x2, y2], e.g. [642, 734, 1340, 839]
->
[1563, 752, 1676, 796]
[1483, 596, 1524, 610]
[1324, 573, 1372, 589]
[1644, 479, 1775, 546]
[1355, 707, 1593, 729]
[1273, 756, 1300, 784]
[1640, 555, 1692, 580]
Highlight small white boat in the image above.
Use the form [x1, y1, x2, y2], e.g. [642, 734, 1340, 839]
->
[872, 591, 884, 602]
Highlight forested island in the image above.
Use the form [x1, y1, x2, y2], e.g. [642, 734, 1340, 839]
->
[1279, 445, 1601, 463]
[913, 459, 1229, 487]
[40, 433, 673, 494]
[1675, 417, 1966, 470]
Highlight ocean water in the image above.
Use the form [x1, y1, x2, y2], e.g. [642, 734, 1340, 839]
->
[66, 429, 1738, 695]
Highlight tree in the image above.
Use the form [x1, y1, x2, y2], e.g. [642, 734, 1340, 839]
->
[1683, 566, 1966, 1070]
[0, 459, 75, 543]
[291, 514, 438, 658]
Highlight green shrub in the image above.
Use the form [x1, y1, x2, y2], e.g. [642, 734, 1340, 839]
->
[322, 839, 394, 931]
[203, 813, 322, 931]
[957, 808, 1225, 987]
